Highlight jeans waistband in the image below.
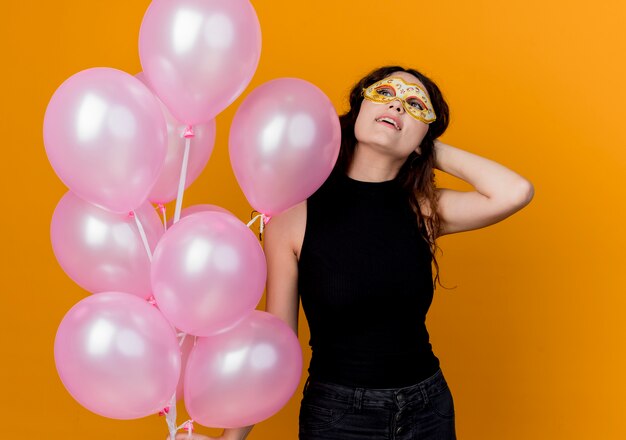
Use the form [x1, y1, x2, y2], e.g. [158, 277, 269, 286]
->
[303, 368, 447, 410]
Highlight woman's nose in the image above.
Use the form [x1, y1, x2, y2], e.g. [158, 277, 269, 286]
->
[388, 99, 404, 113]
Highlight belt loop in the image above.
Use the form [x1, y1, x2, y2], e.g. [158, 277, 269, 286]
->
[353, 388, 364, 412]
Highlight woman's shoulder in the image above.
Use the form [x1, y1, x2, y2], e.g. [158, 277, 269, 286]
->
[265, 170, 338, 258]
[265, 199, 307, 261]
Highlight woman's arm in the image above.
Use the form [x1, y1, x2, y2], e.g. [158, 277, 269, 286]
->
[262, 201, 302, 335]
[429, 140, 534, 236]
[221, 425, 255, 440]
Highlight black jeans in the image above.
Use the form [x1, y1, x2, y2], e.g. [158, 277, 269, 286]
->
[299, 368, 456, 439]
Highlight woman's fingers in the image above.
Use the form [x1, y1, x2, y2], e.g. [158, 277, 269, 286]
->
[165, 433, 214, 440]
[175, 433, 216, 440]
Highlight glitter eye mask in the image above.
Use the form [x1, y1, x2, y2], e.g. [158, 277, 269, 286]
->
[362, 77, 436, 124]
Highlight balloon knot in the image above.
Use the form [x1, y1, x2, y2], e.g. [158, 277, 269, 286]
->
[158, 406, 170, 416]
[247, 211, 271, 240]
[146, 295, 158, 306]
[182, 125, 195, 139]
[128, 211, 135, 218]
[181, 420, 194, 433]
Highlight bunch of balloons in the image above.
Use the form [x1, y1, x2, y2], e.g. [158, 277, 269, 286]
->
[44, 0, 341, 438]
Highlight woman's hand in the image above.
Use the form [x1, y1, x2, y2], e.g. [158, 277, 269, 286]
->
[164, 423, 254, 440]
[165, 433, 224, 440]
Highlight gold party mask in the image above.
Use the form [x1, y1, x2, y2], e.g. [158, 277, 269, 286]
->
[362, 77, 436, 124]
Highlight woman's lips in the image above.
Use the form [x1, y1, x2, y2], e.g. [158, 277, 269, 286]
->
[377, 120, 398, 130]
[375, 114, 402, 130]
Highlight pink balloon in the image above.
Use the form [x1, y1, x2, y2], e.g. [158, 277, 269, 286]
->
[138, 0, 262, 125]
[135, 72, 217, 204]
[151, 211, 266, 336]
[179, 204, 234, 218]
[50, 192, 164, 299]
[229, 78, 341, 216]
[54, 292, 181, 420]
[166, 203, 235, 229]
[176, 333, 195, 401]
[184, 311, 302, 428]
[43, 67, 167, 213]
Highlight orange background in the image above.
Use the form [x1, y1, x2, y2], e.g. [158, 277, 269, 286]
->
[2, 0, 625, 438]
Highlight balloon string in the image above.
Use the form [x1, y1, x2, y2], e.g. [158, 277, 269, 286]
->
[163, 392, 178, 440]
[161, 332, 193, 440]
[157, 203, 167, 232]
[130, 210, 152, 262]
[247, 212, 272, 240]
[178, 332, 187, 348]
[177, 420, 194, 437]
[162, 331, 191, 440]
[173, 125, 195, 225]
[177, 332, 195, 348]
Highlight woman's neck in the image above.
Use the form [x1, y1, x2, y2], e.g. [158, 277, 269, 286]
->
[347, 144, 405, 182]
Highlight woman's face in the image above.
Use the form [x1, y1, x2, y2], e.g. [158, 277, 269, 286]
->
[354, 71, 430, 158]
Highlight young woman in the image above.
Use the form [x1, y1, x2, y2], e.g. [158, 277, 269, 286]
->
[172, 65, 534, 440]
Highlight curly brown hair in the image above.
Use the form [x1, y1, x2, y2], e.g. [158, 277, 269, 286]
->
[335, 65, 453, 291]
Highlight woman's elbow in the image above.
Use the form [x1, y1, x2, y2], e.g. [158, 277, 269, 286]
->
[512, 178, 535, 207]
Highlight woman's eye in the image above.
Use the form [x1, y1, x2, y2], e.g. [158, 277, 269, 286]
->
[376, 87, 394, 97]
[409, 100, 424, 110]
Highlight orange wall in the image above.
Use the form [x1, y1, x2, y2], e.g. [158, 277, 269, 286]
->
[2, 0, 625, 438]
